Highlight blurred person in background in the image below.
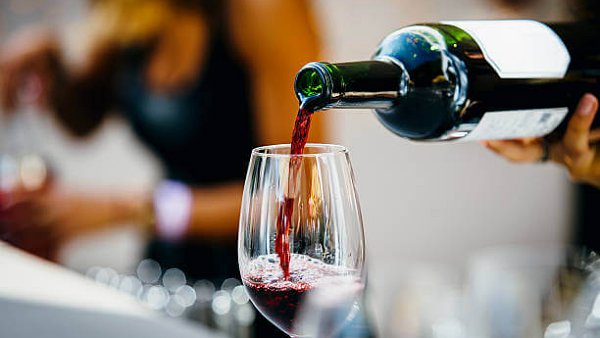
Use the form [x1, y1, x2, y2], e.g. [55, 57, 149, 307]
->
[1, 0, 323, 268]
[0, 0, 322, 333]
[483, 0, 600, 250]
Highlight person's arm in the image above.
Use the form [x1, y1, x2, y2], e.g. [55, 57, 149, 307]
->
[183, 182, 243, 238]
[180, 0, 325, 238]
[0, 28, 117, 137]
[483, 94, 600, 188]
[0, 186, 151, 261]
[229, 0, 325, 145]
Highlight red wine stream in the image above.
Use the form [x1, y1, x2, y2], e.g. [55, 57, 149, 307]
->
[275, 107, 312, 280]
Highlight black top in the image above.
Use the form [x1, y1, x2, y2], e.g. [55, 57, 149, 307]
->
[116, 22, 255, 185]
[114, 11, 256, 281]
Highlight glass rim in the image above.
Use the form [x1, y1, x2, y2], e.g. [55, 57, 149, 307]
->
[251, 143, 349, 158]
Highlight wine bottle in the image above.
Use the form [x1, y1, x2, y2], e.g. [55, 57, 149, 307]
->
[294, 20, 600, 141]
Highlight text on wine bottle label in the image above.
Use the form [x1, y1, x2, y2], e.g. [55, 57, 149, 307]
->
[461, 107, 568, 141]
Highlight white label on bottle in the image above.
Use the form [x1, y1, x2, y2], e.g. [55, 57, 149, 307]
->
[461, 107, 568, 141]
[442, 20, 571, 79]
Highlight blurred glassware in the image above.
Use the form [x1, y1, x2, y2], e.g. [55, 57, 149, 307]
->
[137, 259, 162, 284]
[221, 278, 241, 292]
[379, 246, 600, 338]
[162, 267, 186, 292]
[190, 279, 217, 325]
[465, 246, 581, 338]
[173, 285, 196, 308]
[118, 275, 143, 297]
[379, 266, 464, 338]
[86, 261, 256, 338]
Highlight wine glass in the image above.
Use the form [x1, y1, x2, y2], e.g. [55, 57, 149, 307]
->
[238, 144, 366, 337]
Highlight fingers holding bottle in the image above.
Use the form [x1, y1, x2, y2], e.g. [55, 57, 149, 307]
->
[555, 94, 599, 184]
[482, 138, 545, 163]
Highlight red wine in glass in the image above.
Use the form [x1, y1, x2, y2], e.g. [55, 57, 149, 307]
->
[243, 254, 346, 335]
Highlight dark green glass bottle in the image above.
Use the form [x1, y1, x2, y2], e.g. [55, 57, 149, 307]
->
[295, 20, 600, 141]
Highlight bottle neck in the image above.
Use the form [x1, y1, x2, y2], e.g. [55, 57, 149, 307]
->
[294, 60, 406, 111]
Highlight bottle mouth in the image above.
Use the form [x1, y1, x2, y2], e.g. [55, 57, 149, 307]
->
[294, 62, 334, 111]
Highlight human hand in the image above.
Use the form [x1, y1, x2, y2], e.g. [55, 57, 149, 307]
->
[483, 94, 600, 188]
[0, 188, 62, 261]
[0, 186, 146, 261]
[0, 27, 61, 113]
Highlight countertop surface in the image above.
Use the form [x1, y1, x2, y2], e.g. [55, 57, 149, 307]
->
[0, 242, 227, 338]
[0, 241, 148, 317]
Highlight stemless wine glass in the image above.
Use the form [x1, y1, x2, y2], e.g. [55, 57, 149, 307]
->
[238, 144, 366, 337]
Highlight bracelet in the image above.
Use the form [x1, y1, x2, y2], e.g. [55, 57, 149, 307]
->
[153, 180, 193, 241]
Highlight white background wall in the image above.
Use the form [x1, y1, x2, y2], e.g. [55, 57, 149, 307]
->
[1, 0, 576, 309]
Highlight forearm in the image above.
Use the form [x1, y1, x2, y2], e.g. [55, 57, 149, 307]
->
[42, 189, 151, 243]
[53, 182, 243, 242]
[187, 182, 243, 238]
[149, 181, 243, 241]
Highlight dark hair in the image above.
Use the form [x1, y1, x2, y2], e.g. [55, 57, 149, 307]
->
[90, 0, 222, 17]
[571, 0, 600, 21]
[88, 0, 226, 36]
[168, 0, 222, 17]
[492, 0, 600, 21]
[492, 0, 540, 10]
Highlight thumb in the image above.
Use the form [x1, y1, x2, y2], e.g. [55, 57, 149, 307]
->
[563, 93, 598, 159]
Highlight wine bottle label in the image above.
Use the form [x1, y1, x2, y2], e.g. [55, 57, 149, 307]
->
[461, 107, 568, 141]
[443, 20, 571, 79]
